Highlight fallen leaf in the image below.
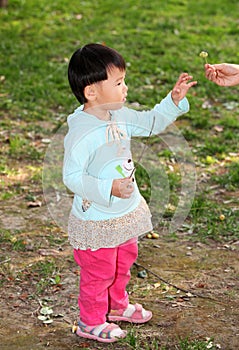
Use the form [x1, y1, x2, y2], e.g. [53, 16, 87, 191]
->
[213, 125, 224, 133]
[195, 282, 207, 288]
[223, 101, 239, 110]
[27, 201, 42, 208]
[19, 293, 29, 300]
[75, 14, 83, 20]
[38, 249, 60, 256]
[176, 297, 185, 302]
[41, 138, 51, 144]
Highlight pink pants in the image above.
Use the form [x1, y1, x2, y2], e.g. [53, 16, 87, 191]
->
[73, 240, 138, 325]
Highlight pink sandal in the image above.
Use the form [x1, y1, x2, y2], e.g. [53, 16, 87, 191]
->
[76, 320, 127, 343]
[108, 303, 152, 324]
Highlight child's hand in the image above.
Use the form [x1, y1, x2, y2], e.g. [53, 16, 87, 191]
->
[112, 177, 134, 199]
[171, 73, 197, 106]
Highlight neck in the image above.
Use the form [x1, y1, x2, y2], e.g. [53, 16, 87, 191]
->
[83, 104, 111, 121]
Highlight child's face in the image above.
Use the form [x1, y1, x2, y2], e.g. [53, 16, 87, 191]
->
[95, 66, 128, 110]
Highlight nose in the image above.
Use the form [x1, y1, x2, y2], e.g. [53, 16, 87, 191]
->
[123, 81, 128, 92]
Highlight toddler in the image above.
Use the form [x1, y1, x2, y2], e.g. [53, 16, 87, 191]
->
[63, 43, 197, 342]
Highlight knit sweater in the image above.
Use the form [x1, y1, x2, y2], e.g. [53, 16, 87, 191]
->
[63, 92, 189, 222]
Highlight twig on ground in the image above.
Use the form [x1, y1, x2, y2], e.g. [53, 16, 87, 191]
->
[133, 262, 225, 303]
[0, 258, 11, 264]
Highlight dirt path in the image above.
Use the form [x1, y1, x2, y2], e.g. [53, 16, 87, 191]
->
[0, 198, 238, 350]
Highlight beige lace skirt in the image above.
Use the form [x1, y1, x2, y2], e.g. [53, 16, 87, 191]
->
[68, 198, 153, 250]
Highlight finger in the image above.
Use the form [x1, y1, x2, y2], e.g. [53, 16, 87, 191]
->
[205, 63, 214, 70]
[178, 72, 189, 79]
[119, 180, 134, 197]
[125, 183, 134, 194]
[176, 73, 188, 84]
[126, 183, 133, 189]
[119, 178, 130, 187]
[206, 70, 217, 81]
[184, 75, 195, 83]
[187, 80, 197, 88]
[124, 177, 134, 185]
[205, 65, 216, 75]
[123, 189, 133, 198]
[206, 67, 216, 76]
[177, 74, 194, 86]
[180, 73, 193, 81]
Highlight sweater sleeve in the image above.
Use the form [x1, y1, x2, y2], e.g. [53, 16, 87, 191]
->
[127, 92, 189, 137]
[63, 140, 113, 207]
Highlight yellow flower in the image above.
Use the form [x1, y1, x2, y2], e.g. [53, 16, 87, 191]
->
[219, 214, 225, 221]
[199, 51, 208, 58]
[199, 51, 209, 63]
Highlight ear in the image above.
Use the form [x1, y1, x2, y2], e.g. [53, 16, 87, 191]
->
[84, 84, 97, 101]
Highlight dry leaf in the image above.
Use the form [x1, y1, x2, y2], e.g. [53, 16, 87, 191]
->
[27, 201, 42, 207]
[38, 249, 60, 256]
[213, 125, 224, 133]
[75, 14, 83, 20]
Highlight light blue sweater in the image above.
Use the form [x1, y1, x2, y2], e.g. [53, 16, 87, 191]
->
[63, 92, 189, 221]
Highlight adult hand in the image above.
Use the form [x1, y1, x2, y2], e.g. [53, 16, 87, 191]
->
[204, 63, 239, 86]
[171, 73, 197, 106]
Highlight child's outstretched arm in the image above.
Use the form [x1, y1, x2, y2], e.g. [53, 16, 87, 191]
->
[171, 73, 197, 106]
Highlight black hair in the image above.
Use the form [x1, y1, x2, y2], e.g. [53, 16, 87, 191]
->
[68, 43, 126, 104]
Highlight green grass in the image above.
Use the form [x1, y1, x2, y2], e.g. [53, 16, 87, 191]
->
[29, 259, 60, 294]
[118, 328, 220, 350]
[1, 6, 238, 348]
[213, 161, 239, 190]
[177, 337, 220, 350]
[1, 0, 239, 241]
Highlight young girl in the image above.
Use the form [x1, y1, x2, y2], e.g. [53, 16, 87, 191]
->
[63, 43, 197, 343]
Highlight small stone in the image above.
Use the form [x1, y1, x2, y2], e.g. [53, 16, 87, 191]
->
[151, 232, 159, 239]
[138, 270, 147, 278]
[72, 325, 78, 333]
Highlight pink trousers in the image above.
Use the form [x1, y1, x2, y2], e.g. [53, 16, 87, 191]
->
[73, 240, 138, 325]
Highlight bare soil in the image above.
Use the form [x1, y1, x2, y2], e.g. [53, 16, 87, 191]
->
[0, 195, 238, 350]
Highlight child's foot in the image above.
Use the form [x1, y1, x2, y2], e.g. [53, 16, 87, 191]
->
[76, 320, 127, 343]
[108, 303, 152, 324]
